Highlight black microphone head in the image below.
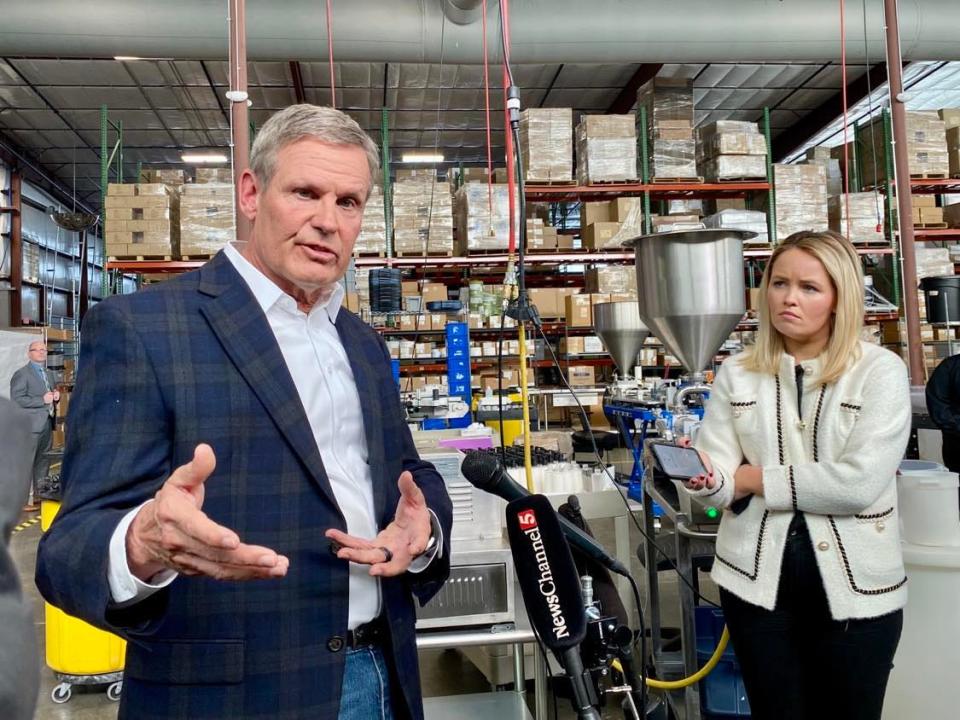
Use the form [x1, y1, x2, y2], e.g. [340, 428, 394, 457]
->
[506, 494, 587, 651]
[460, 451, 501, 490]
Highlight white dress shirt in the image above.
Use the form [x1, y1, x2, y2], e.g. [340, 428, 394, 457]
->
[108, 243, 439, 628]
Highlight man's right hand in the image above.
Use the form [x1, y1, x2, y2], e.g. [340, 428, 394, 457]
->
[125, 444, 289, 582]
[43, 391, 55, 404]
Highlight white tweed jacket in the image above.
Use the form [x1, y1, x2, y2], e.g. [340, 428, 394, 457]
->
[688, 342, 912, 621]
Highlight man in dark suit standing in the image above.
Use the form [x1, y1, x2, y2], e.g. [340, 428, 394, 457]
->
[0, 398, 39, 720]
[36, 105, 452, 720]
[926, 353, 960, 476]
[10, 340, 59, 510]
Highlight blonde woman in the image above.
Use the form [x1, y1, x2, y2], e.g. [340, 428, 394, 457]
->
[682, 230, 910, 720]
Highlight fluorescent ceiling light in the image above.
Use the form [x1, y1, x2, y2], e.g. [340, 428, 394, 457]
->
[181, 153, 229, 164]
[114, 56, 143, 61]
[402, 153, 444, 163]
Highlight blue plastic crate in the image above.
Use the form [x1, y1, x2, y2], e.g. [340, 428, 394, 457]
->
[695, 607, 751, 719]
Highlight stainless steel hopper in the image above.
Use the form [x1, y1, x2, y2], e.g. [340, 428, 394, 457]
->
[622, 229, 754, 372]
[593, 301, 650, 376]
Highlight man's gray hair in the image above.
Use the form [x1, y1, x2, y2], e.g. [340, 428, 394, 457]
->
[249, 104, 380, 188]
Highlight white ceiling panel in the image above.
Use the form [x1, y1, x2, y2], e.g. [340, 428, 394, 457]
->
[541, 88, 618, 109]
[695, 87, 792, 111]
[777, 87, 838, 110]
[247, 62, 296, 87]
[510, 65, 563, 88]
[182, 86, 223, 110]
[0, 85, 47, 109]
[41, 86, 151, 110]
[555, 64, 639, 88]
[9, 59, 132, 86]
[4, 109, 71, 131]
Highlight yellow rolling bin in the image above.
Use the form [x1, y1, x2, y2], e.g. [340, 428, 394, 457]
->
[41, 499, 126, 704]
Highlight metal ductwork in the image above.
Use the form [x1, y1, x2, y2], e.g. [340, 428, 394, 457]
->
[2, 0, 960, 62]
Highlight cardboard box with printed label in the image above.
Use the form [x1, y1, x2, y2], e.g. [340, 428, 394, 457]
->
[565, 294, 594, 327]
[568, 365, 596, 387]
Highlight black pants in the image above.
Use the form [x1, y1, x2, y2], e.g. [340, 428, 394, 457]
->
[719, 518, 903, 720]
[31, 417, 53, 498]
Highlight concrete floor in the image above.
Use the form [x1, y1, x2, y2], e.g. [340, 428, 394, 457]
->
[12, 510, 714, 720]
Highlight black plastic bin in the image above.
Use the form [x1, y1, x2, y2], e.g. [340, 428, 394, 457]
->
[920, 276, 960, 326]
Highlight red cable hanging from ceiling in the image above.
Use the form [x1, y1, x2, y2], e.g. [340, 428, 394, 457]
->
[500, 0, 517, 255]
[481, 0, 495, 226]
[326, 0, 337, 107]
[840, 0, 851, 239]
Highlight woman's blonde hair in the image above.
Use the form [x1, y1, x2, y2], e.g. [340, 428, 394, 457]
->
[741, 230, 863, 384]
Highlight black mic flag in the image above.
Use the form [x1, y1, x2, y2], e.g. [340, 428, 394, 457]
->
[506, 493, 587, 651]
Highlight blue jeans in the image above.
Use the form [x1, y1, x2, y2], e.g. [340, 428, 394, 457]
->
[337, 646, 396, 720]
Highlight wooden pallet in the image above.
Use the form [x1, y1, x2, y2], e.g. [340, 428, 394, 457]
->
[651, 176, 705, 184]
[582, 179, 642, 186]
[463, 248, 512, 255]
[525, 179, 577, 186]
[910, 172, 948, 179]
[179, 254, 218, 261]
[108, 255, 173, 262]
[851, 242, 893, 249]
[353, 251, 387, 258]
[713, 176, 768, 183]
[913, 223, 949, 229]
[394, 250, 454, 258]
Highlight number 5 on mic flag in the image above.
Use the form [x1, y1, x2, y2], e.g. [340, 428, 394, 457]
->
[506, 494, 587, 652]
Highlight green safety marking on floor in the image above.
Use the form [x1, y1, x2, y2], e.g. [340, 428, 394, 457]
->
[12, 515, 41, 534]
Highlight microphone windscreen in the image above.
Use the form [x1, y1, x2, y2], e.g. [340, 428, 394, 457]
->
[506, 494, 587, 651]
[460, 451, 500, 489]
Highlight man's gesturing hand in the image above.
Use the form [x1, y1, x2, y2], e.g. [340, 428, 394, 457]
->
[325, 471, 432, 578]
[126, 444, 289, 582]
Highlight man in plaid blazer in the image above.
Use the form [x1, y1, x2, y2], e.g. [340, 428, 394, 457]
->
[36, 105, 452, 720]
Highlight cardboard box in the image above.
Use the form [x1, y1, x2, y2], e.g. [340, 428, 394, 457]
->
[582, 201, 611, 226]
[608, 197, 641, 223]
[556, 233, 576, 250]
[945, 203, 960, 229]
[420, 282, 448, 303]
[560, 336, 585, 355]
[747, 288, 762, 312]
[565, 294, 593, 327]
[913, 194, 938, 208]
[529, 288, 565, 319]
[940, 109, 960, 129]
[345, 292, 360, 313]
[585, 266, 637, 294]
[588, 293, 611, 309]
[582, 222, 622, 250]
[568, 365, 596, 387]
[919, 207, 944, 225]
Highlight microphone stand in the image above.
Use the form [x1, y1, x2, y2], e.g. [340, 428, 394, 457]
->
[560, 647, 603, 720]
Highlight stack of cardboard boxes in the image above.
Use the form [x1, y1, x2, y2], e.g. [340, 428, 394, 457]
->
[104, 183, 179, 258]
[771, 163, 828, 242]
[354, 185, 386, 255]
[455, 182, 516, 253]
[392, 169, 454, 256]
[946, 110, 960, 177]
[910, 194, 945, 228]
[636, 78, 698, 179]
[860, 111, 950, 181]
[698, 121, 768, 181]
[519, 108, 573, 183]
[180, 171, 235, 257]
[575, 115, 638, 184]
[703, 209, 769, 245]
[807, 146, 844, 196]
[580, 197, 644, 249]
[827, 193, 886, 244]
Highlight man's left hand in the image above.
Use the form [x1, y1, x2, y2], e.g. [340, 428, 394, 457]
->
[325, 471, 432, 577]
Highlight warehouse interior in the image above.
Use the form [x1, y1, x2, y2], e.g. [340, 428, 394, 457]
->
[3, 1, 960, 719]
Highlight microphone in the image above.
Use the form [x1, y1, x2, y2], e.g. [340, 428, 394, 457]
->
[505, 494, 601, 720]
[461, 452, 630, 577]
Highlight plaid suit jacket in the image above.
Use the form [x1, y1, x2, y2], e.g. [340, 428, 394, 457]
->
[35, 252, 452, 720]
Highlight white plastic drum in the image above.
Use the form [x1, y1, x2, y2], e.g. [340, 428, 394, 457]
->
[897, 460, 960, 547]
[883, 542, 960, 720]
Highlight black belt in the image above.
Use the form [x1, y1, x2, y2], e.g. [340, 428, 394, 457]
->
[347, 616, 387, 649]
